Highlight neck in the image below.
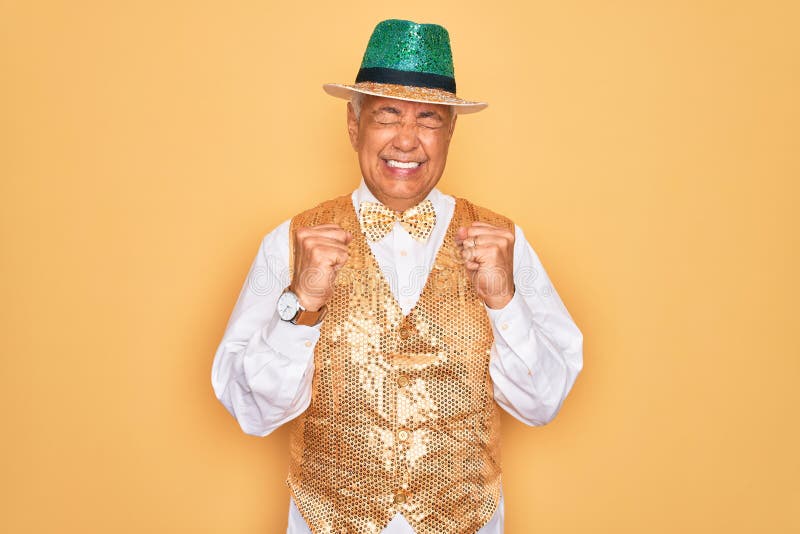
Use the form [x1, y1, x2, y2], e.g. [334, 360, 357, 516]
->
[363, 183, 434, 212]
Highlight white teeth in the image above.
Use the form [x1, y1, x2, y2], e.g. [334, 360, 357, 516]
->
[386, 160, 421, 169]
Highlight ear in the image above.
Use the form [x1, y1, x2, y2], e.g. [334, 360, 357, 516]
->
[346, 102, 359, 150]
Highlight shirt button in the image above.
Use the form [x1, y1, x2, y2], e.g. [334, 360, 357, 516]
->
[501, 323, 509, 331]
[396, 375, 410, 387]
[399, 249, 408, 257]
[393, 491, 407, 505]
[304, 340, 312, 347]
[397, 429, 410, 442]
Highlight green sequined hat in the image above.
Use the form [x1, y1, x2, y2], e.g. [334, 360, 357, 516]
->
[323, 19, 487, 114]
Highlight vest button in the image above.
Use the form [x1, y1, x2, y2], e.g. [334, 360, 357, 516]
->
[396, 375, 410, 387]
[397, 429, 410, 442]
[399, 323, 414, 339]
[393, 491, 407, 505]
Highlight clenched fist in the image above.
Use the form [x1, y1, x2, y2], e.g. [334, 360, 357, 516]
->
[455, 222, 515, 309]
[289, 224, 352, 312]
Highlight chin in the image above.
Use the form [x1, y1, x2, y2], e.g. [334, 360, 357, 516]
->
[363, 166, 439, 206]
[381, 179, 427, 198]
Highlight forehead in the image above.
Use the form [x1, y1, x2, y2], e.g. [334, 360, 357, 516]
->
[362, 95, 450, 116]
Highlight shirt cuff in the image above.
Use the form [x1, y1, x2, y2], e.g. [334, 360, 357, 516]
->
[261, 313, 322, 357]
[485, 290, 534, 350]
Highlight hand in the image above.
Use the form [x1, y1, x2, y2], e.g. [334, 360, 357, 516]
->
[290, 224, 352, 311]
[455, 222, 515, 309]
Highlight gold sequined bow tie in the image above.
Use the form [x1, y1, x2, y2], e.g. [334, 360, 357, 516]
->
[358, 199, 437, 242]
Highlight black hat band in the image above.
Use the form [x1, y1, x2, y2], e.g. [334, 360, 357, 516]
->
[355, 67, 457, 94]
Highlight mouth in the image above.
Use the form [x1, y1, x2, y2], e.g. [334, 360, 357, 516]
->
[384, 159, 424, 169]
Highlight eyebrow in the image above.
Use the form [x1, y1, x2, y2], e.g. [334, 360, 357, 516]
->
[373, 106, 401, 115]
[372, 106, 444, 121]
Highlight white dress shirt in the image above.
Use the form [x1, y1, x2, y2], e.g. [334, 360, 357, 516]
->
[211, 180, 583, 533]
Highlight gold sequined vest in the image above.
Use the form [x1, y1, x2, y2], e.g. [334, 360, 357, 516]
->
[286, 194, 513, 534]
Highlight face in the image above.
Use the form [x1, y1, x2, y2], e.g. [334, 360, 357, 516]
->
[347, 95, 457, 212]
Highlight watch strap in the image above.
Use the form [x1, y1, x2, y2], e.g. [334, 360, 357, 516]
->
[291, 304, 328, 326]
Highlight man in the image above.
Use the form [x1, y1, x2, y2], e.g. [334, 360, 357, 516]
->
[212, 19, 583, 534]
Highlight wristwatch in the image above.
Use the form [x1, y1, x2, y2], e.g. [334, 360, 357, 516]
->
[277, 289, 328, 326]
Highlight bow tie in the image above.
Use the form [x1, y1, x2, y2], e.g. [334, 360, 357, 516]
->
[358, 199, 437, 242]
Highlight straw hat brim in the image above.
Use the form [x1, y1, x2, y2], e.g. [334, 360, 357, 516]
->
[323, 82, 488, 114]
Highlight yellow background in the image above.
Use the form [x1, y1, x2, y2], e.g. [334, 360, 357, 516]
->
[1, 1, 798, 532]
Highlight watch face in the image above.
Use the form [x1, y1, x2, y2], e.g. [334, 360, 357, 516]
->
[277, 291, 300, 321]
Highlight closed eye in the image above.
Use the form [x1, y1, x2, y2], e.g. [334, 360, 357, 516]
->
[417, 111, 444, 129]
[373, 107, 401, 124]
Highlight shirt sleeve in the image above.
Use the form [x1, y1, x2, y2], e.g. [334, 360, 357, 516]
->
[485, 225, 584, 426]
[211, 220, 320, 437]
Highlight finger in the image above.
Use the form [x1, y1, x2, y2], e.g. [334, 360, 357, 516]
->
[456, 231, 479, 248]
[458, 236, 507, 253]
[306, 245, 351, 267]
[461, 246, 480, 263]
[307, 228, 352, 244]
[462, 226, 514, 239]
[303, 236, 352, 253]
[298, 225, 352, 243]
[299, 223, 344, 233]
[331, 252, 349, 268]
[465, 235, 510, 249]
[461, 244, 504, 265]
[464, 260, 480, 271]
[313, 246, 349, 267]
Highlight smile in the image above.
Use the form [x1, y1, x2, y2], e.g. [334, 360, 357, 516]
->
[385, 159, 422, 169]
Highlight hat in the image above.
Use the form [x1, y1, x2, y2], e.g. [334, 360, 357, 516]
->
[323, 19, 487, 114]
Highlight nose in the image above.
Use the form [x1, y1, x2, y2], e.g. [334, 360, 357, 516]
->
[391, 121, 420, 152]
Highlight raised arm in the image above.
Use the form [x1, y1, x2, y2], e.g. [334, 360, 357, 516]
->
[486, 225, 584, 426]
[210, 221, 320, 436]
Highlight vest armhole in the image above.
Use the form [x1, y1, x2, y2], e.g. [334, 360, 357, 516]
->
[456, 197, 515, 231]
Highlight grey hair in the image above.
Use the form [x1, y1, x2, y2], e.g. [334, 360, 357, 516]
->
[349, 92, 456, 124]
[350, 92, 366, 119]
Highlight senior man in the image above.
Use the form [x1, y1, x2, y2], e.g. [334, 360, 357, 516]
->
[212, 19, 583, 534]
